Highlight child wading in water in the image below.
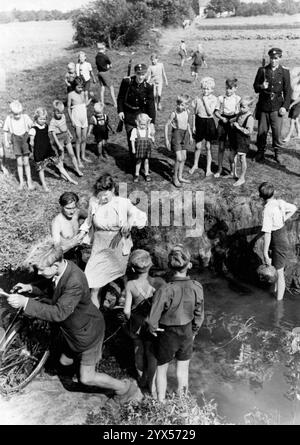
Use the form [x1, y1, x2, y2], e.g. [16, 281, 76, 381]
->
[124, 249, 165, 396]
[130, 113, 155, 183]
[67, 76, 92, 168]
[189, 76, 218, 177]
[165, 94, 193, 188]
[49, 100, 83, 177]
[231, 96, 255, 187]
[148, 245, 204, 402]
[146, 53, 168, 111]
[214, 78, 241, 178]
[88, 102, 113, 160]
[3, 100, 34, 190]
[29, 107, 77, 192]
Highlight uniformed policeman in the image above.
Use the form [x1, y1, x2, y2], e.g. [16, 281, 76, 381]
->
[253, 47, 292, 164]
[117, 63, 156, 170]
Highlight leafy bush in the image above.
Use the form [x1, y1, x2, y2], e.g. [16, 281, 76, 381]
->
[72, 0, 153, 47]
[84, 392, 228, 425]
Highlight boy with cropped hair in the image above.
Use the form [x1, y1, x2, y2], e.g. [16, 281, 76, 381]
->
[49, 100, 83, 177]
[148, 245, 204, 402]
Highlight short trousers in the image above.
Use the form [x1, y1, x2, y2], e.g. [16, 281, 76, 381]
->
[12, 133, 30, 157]
[154, 322, 194, 366]
[35, 155, 60, 172]
[171, 128, 189, 152]
[55, 131, 71, 147]
[270, 226, 289, 270]
[62, 322, 105, 367]
[83, 79, 91, 92]
[191, 64, 201, 74]
[194, 116, 217, 143]
[289, 102, 300, 119]
[217, 116, 236, 144]
[98, 71, 112, 88]
[71, 104, 88, 128]
[152, 83, 163, 97]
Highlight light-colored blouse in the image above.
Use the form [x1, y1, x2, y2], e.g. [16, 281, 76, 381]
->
[262, 199, 297, 233]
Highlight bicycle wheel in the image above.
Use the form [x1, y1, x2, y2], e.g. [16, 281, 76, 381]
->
[0, 318, 50, 395]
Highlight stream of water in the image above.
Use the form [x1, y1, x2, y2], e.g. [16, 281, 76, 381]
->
[1, 269, 300, 425]
[175, 270, 300, 425]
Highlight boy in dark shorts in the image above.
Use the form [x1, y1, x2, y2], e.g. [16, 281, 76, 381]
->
[165, 95, 193, 187]
[148, 245, 204, 402]
[95, 42, 117, 108]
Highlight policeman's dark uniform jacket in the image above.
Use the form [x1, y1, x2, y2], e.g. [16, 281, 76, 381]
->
[117, 63, 156, 158]
[253, 47, 291, 162]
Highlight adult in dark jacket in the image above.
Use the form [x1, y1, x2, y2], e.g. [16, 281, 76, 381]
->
[253, 47, 292, 164]
[117, 63, 156, 172]
[8, 243, 142, 404]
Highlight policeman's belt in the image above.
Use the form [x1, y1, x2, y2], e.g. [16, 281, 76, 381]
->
[124, 102, 140, 111]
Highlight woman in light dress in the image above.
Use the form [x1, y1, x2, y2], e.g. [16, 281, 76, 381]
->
[78, 174, 147, 308]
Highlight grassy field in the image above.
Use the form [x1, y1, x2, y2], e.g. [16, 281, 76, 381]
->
[0, 19, 300, 272]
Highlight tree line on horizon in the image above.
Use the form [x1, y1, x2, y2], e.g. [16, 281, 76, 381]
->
[0, 8, 79, 24]
[205, 0, 300, 17]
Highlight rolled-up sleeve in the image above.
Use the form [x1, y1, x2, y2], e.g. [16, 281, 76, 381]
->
[127, 200, 147, 229]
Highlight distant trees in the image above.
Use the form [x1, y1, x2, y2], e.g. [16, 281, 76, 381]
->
[205, 0, 300, 17]
[0, 8, 76, 24]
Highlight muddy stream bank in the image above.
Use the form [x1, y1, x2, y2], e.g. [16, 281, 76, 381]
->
[1, 269, 300, 425]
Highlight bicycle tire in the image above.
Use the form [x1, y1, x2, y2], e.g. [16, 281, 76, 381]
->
[0, 321, 50, 395]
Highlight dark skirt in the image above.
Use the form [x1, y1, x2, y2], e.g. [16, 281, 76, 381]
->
[135, 139, 153, 159]
[232, 129, 250, 154]
[194, 116, 217, 143]
[270, 225, 289, 270]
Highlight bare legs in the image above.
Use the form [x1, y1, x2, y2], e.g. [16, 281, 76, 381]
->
[65, 142, 83, 176]
[100, 85, 117, 108]
[173, 150, 190, 187]
[17, 155, 34, 190]
[91, 287, 100, 309]
[283, 118, 300, 143]
[275, 267, 285, 301]
[75, 126, 89, 167]
[156, 359, 190, 402]
[233, 153, 247, 186]
[189, 141, 212, 176]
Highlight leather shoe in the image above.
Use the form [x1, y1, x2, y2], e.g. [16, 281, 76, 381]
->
[274, 152, 282, 164]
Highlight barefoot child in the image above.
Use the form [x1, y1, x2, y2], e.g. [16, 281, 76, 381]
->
[29, 107, 78, 192]
[124, 249, 165, 395]
[146, 53, 168, 111]
[0, 120, 9, 175]
[231, 96, 255, 187]
[67, 76, 92, 168]
[165, 94, 193, 187]
[283, 67, 300, 143]
[95, 42, 118, 108]
[88, 102, 113, 160]
[49, 100, 83, 177]
[64, 62, 77, 93]
[131, 113, 155, 183]
[214, 78, 241, 178]
[76, 51, 96, 101]
[148, 245, 204, 402]
[3, 100, 34, 190]
[189, 76, 218, 177]
[178, 40, 187, 69]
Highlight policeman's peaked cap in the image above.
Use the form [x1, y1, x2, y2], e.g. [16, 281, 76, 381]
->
[268, 48, 282, 58]
[134, 63, 148, 74]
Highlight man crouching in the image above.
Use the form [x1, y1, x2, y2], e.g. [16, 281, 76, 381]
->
[8, 241, 142, 404]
